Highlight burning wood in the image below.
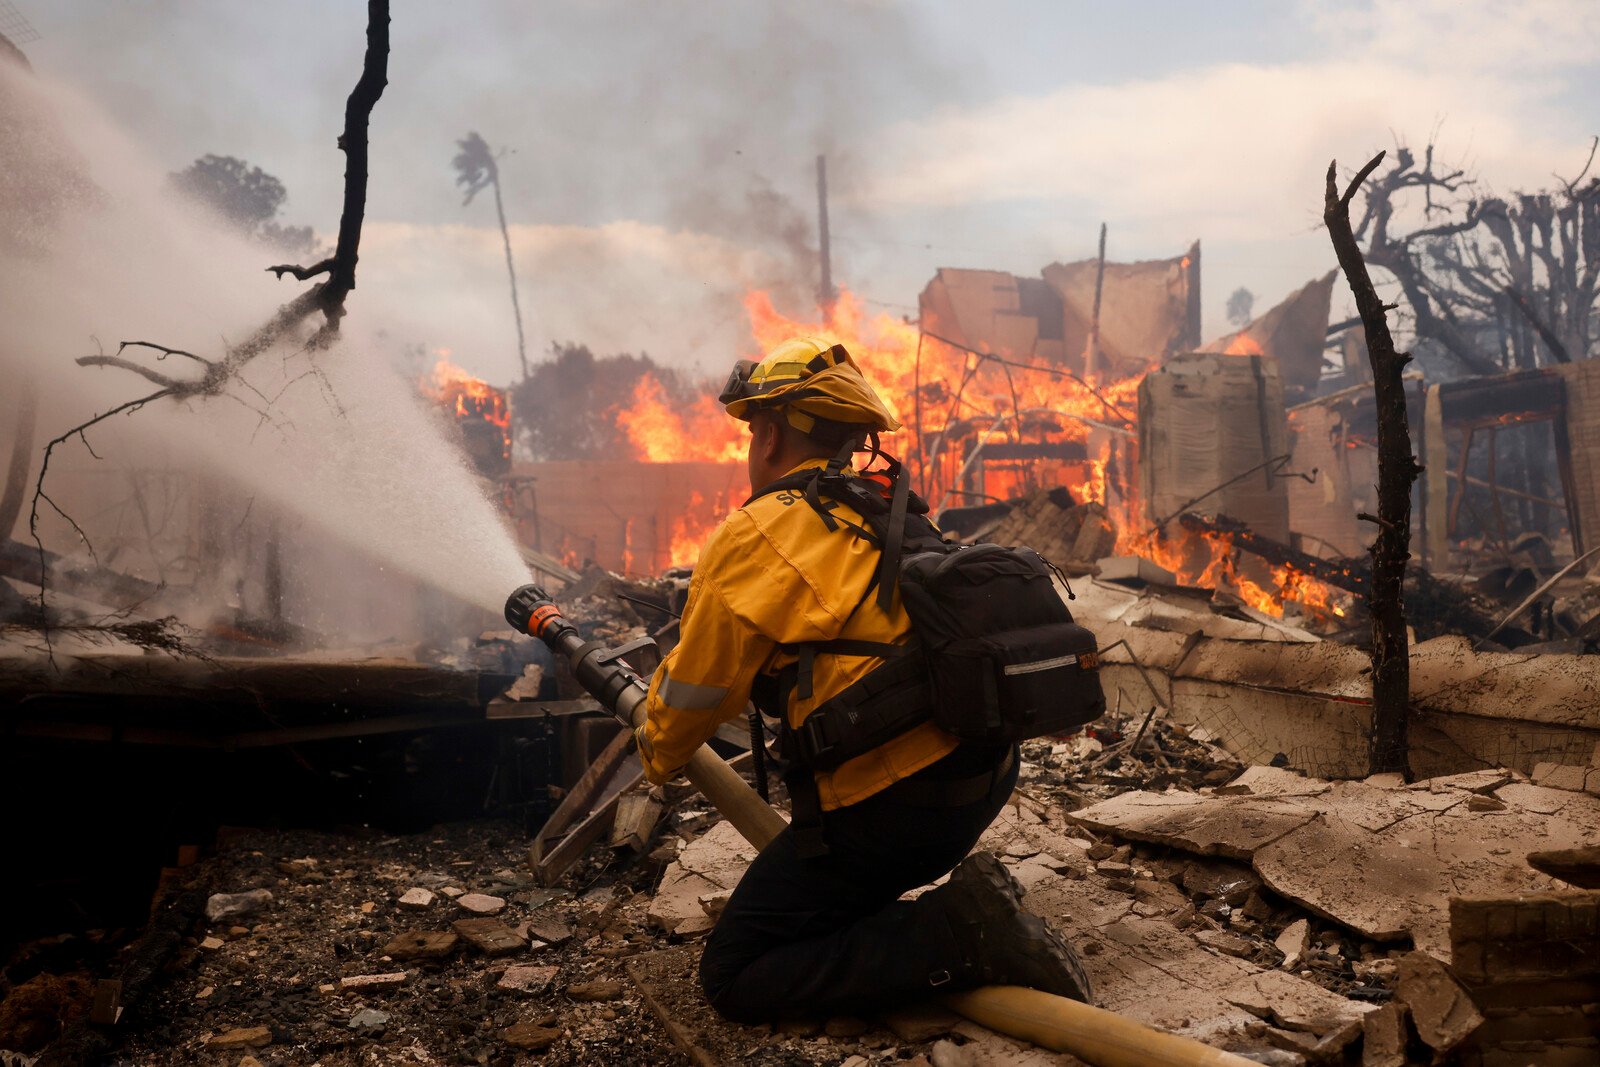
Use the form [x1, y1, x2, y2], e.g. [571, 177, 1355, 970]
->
[1177, 513, 1368, 596]
[420, 356, 512, 480]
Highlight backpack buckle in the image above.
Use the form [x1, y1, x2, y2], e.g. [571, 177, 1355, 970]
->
[797, 713, 838, 765]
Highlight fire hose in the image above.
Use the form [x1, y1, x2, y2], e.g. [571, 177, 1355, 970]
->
[506, 583, 1255, 1067]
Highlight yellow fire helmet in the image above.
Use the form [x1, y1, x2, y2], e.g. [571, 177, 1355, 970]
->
[718, 337, 901, 437]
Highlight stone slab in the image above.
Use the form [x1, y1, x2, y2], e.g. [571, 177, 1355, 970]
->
[381, 930, 458, 961]
[452, 918, 528, 957]
[498, 964, 559, 994]
[1067, 791, 1317, 860]
[1074, 774, 1600, 961]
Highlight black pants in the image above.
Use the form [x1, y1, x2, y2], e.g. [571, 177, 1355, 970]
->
[699, 744, 1019, 1023]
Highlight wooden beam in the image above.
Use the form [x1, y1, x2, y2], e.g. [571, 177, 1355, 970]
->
[532, 759, 645, 885]
[528, 725, 634, 867]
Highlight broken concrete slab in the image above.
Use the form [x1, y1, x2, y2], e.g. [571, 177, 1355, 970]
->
[1393, 952, 1482, 1053]
[1420, 769, 1514, 795]
[527, 918, 574, 945]
[1274, 920, 1309, 969]
[497, 964, 559, 994]
[380, 930, 458, 962]
[1220, 969, 1373, 1035]
[397, 887, 435, 911]
[455, 892, 506, 915]
[1072, 772, 1600, 959]
[649, 820, 753, 934]
[338, 972, 409, 993]
[205, 1025, 272, 1049]
[1194, 930, 1255, 960]
[1067, 790, 1317, 860]
[1096, 555, 1176, 588]
[451, 918, 527, 957]
[1360, 1001, 1409, 1067]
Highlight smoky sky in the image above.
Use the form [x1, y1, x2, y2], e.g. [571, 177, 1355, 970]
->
[19, 0, 1600, 375]
[25, 1, 964, 306]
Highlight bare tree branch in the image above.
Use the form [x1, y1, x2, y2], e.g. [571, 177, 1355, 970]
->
[1506, 286, 1573, 363]
[266, 257, 334, 281]
[1557, 135, 1599, 197]
[73, 356, 187, 390]
[27, 1, 391, 633]
[118, 340, 213, 366]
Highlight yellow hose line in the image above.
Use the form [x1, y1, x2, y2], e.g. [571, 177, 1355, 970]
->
[942, 986, 1259, 1067]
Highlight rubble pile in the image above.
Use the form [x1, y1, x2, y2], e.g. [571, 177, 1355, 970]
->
[83, 823, 686, 1067]
[5, 556, 1596, 1064]
[5, 725, 1596, 1065]
[980, 490, 1117, 569]
[1018, 712, 1245, 804]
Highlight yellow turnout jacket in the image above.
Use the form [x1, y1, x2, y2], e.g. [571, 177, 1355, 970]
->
[637, 458, 957, 810]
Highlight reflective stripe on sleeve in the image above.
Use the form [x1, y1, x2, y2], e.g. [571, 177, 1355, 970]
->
[658, 675, 730, 711]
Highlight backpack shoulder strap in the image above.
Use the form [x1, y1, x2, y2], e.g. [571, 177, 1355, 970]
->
[876, 458, 912, 612]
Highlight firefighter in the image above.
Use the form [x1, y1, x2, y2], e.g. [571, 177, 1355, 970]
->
[634, 337, 1092, 1022]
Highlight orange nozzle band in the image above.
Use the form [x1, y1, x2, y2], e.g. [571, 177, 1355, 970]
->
[528, 604, 563, 637]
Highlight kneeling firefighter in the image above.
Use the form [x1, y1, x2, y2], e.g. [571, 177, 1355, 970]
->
[637, 337, 1104, 1022]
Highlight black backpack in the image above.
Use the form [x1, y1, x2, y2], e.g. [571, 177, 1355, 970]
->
[748, 450, 1106, 773]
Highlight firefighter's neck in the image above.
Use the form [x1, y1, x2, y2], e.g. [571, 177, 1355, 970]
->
[747, 412, 831, 492]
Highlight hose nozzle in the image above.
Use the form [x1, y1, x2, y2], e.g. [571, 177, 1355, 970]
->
[505, 583, 565, 639]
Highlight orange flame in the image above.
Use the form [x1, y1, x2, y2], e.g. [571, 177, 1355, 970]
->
[421, 355, 511, 431]
[608, 287, 1348, 620]
[1222, 332, 1266, 357]
[665, 489, 739, 569]
[615, 375, 745, 463]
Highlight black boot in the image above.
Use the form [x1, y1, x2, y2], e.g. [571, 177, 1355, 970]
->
[922, 851, 1094, 1004]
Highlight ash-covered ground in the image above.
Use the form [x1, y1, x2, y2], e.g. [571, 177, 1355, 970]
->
[13, 712, 1418, 1067]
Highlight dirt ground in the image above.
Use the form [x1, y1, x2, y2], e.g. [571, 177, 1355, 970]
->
[104, 819, 1007, 1067]
[8, 716, 1413, 1065]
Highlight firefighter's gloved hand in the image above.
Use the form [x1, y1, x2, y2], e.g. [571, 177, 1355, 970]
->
[634, 725, 685, 785]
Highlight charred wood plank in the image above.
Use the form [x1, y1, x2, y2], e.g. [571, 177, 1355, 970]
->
[0, 537, 162, 607]
[532, 758, 645, 886]
[1176, 512, 1370, 595]
[528, 725, 634, 868]
[0, 652, 491, 710]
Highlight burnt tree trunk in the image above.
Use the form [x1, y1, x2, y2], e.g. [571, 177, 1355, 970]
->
[1325, 152, 1422, 777]
[315, 0, 390, 332]
[0, 377, 38, 543]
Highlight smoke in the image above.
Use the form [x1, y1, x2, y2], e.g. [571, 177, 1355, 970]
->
[26, 2, 961, 378]
[1, 58, 530, 644]
[457, 2, 952, 305]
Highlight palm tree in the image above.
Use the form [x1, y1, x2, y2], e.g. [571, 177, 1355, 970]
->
[453, 132, 529, 379]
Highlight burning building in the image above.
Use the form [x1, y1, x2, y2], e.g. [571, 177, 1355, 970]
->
[420, 355, 512, 481]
